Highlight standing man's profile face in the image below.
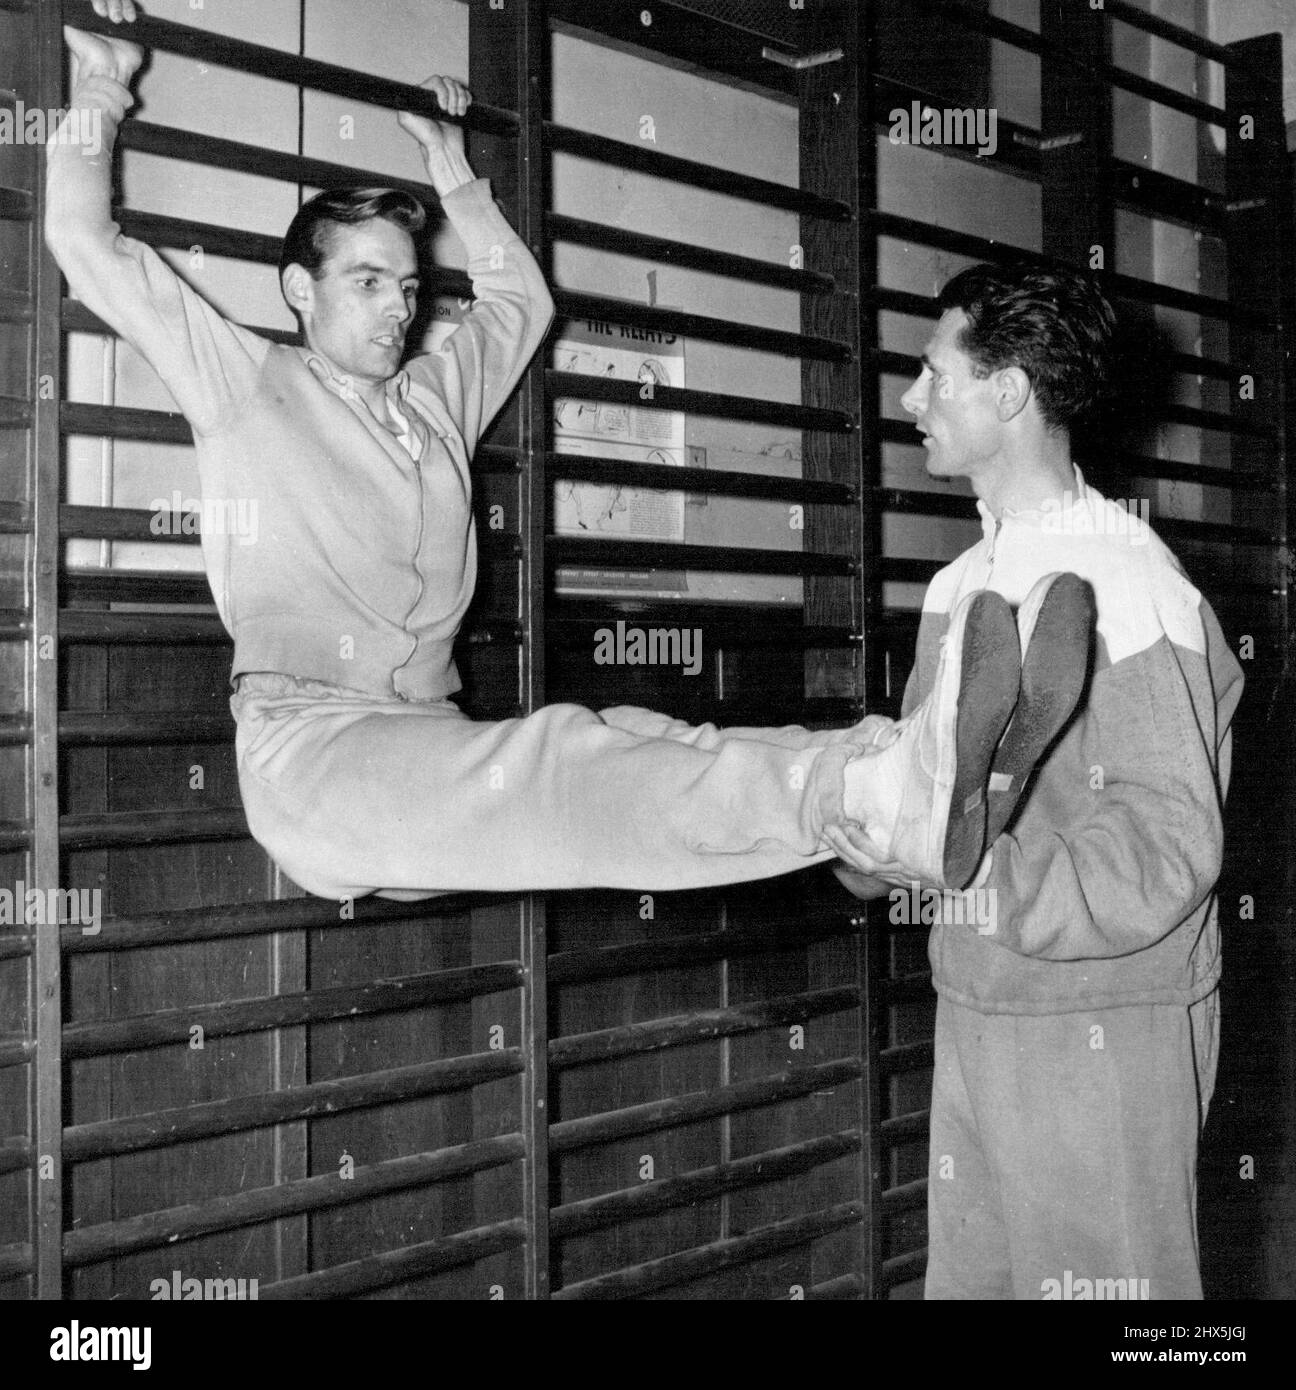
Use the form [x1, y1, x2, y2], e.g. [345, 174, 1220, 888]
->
[282, 217, 421, 385]
[901, 307, 1016, 485]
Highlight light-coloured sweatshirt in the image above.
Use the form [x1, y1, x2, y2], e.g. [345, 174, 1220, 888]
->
[47, 73, 554, 702]
[903, 471, 1244, 1014]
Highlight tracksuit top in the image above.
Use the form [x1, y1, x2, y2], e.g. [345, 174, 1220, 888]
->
[49, 85, 554, 702]
[903, 472, 1245, 1014]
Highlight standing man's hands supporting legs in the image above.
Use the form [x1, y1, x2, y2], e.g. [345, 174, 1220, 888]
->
[828, 575, 1096, 896]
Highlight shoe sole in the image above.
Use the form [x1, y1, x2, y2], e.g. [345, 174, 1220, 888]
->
[984, 575, 1096, 846]
[942, 592, 1022, 890]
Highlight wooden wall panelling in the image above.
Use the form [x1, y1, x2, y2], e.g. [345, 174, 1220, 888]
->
[468, 0, 545, 1299]
[63, 636, 280, 1299]
[1200, 30, 1295, 1298]
[798, 0, 874, 1298]
[29, 0, 64, 1300]
[0, 0, 36, 1299]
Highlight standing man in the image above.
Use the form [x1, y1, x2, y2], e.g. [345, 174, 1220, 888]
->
[840, 261, 1244, 1299]
[46, 2, 1091, 902]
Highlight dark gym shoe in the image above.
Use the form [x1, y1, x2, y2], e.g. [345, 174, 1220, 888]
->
[841, 588, 1021, 890]
[984, 572, 1096, 846]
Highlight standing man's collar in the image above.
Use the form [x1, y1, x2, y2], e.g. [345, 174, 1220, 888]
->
[976, 464, 1089, 542]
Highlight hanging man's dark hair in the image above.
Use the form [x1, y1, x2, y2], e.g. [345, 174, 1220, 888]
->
[937, 261, 1117, 435]
[278, 186, 427, 282]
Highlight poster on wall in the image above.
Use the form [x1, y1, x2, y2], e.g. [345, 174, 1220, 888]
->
[551, 320, 689, 598]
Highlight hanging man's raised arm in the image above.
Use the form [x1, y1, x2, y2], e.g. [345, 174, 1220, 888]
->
[45, 12, 266, 436]
[398, 76, 555, 454]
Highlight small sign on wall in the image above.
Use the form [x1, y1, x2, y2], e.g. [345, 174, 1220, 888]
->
[551, 319, 689, 598]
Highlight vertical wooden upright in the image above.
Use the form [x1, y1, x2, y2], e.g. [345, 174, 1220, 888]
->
[1039, 0, 1114, 269]
[1224, 34, 1292, 655]
[469, 0, 552, 1300]
[798, 0, 874, 1297]
[29, 0, 64, 1301]
[1221, 30, 1296, 1258]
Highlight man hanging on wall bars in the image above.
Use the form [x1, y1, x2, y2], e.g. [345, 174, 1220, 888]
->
[47, 1, 1092, 907]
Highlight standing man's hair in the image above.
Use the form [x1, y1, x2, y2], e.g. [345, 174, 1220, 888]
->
[937, 261, 1117, 433]
[278, 186, 427, 280]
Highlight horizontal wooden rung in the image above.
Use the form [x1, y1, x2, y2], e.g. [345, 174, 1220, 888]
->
[0, 1138, 32, 1176]
[550, 985, 861, 1069]
[0, 288, 31, 324]
[550, 1130, 861, 1240]
[61, 563, 511, 604]
[1155, 515, 1278, 548]
[0, 186, 33, 221]
[63, 1050, 523, 1162]
[547, 984, 862, 1067]
[546, 616, 859, 651]
[121, 120, 442, 207]
[806, 1272, 866, 1300]
[59, 611, 229, 645]
[869, 211, 1275, 330]
[882, 556, 942, 587]
[880, 971, 935, 1004]
[879, 1109, 930, 1147]
[0, 1034, 33, 1070]
[0, 394, 33, 429]
[62, 401, 191, 444]
[64, 891, 503, 955]
[552, 288, 852, 363]
[1106, 265, 1274, 331]
[56, 710, 231, 747]
[881, 1176, 928, 1216]
[116, 209, 474, 299]
[711, 697, 864, 728]
[1109, 65, 1225, 129]
[549, 1058, 863, 1154]
[878, 1040, 935, 1075]
[59, 807, 247, 852]
[1104, 159, 1224, 237]
[546, 452, 855, 507]
[547, 535, 855, 578]
[549, 213, 832, 295]
[546, 369, 852, 433]
[61, 503, 198, 545]
[1107, 452, 1274, 492]
[547, 913, 862, 987]
[62, 0, 518, 135]
[62, 961, 525, 1060]
[63, 1134, 524, 1268]
[880, 1245, 928, 1289]
[544, 123, 850, 223]
[875, 277, 1258, 378]
[62, 295, 299, 346]
[0, 1242, 31, 1281]
[1104, 0, 1258, 70]
[0, 820, 31, 852]
[551, 1199, 865, 1299]
[258, 1218, 527, 1300]
[64, 569, 213, 605]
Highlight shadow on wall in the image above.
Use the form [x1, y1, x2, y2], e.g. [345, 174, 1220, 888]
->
[1071, 310, 1182, 497]
[1200, 662, 1296, 1298]
[1076, 307, 1296, 1301]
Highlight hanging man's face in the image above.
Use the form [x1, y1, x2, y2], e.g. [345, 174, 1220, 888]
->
[282, 218, 421, 385]
[900, 308, 1022, 484]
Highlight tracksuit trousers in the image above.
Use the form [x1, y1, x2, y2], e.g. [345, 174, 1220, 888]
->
[924, 990, 1220, 1300]
[229, 671, 884, 900]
